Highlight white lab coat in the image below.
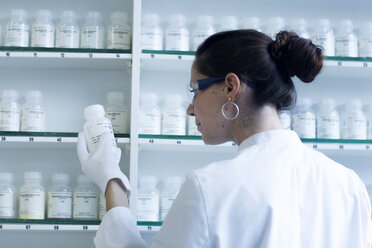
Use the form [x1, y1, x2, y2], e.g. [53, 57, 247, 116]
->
[94, 130, 372, 248]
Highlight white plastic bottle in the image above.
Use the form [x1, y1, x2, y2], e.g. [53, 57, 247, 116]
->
[137, 176, 159, 221]
[47, 173, 72, 219]
[219, 16, 239, 32]
[139, 93, 161, 135]
[55, 10, 80, 48]
[241, 17, 261, 32]
[366, 104, 372, 139]
[106, 92, 129, 134]
[290, 18, 310, 39]
[31, 10, 55, 48]
[311, 19, 335, 56]
[21, 90, 46, 132]
[192, 15, 215, 51]
[165, 14, 189, 51]
[266, 17, 285, 40]
[160, 176, 183, 221]
[278, 110, 291, 130]
[162, 94, 186, 135]
[335, 20, 358, 57]
[73, 175, 98, 220]
[341, 99, 367, 140]
[0, 90, 21, 131]
[106, 12, 131, 50]
[141, 13, 163, 50]
[0, 172, 15, 218]
[5, 9, 30, 47]
[359, 22, 372, 58]
[292, 98, 316, 139]
[99, 191, 106, 220]
[80, 12, 104, 49]
[187, 115, 201, 136]
[83, 104, 116, 154]
[316, 98, 340, 139]
[19, 172, 45, 220]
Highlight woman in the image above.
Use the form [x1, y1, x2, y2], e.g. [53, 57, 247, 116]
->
[77, 30, 371, 247]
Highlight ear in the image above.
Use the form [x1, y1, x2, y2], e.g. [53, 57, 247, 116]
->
[224, 72, 241, 101]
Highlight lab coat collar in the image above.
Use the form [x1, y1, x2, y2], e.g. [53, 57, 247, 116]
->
[238, 130, 301, 153]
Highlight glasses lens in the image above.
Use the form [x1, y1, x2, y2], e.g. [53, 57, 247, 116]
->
[186, 81, 198, 104]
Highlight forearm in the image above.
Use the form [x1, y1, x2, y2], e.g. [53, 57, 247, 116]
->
[106, 178, 129, 210]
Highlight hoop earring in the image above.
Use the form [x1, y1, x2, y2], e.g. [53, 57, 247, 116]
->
[221, 100, 239, 120]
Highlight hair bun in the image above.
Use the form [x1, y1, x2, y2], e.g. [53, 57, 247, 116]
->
[270, 31, 323, 83]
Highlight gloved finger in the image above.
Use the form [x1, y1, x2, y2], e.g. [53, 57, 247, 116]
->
[95, 131, 116, 158]
[77, 132, 90, 162]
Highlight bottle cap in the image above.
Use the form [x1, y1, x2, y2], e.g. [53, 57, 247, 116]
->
[164, 176, 183, 186]
[26, 90, 42, 103]
[141, 92, 159, 104]
[0, 172, 14, 182]
[2, 90, 19, 101]
[24, 171, 42, 180]
[242, 17, 261, 30]
[36, 9, 52, 19]
[10, 9, 27, 18]
[197, 15, 214, 26]
[77, 174, 92, 184]
[316, 19, 332, 32]
[111, 11, 128, 23]
[61, 10, 76, 21]
[107, 92, 125, 104]
[51, 173, 70, 182]
[165, 94, 183, 105]
[296, 97, 312, 107]
[169, 14, 186, 26]
[85, 11, 102, 22]
[143, 13, 160, 25]
[140, 175, 157, 186]
[338, 19, 353, 33]
[267, 16, 285, 31]
[84, 104, 106, 120]
[347, 99, 363, 110]
[220, 16, 238, 30]
[319, 97, 336, 108]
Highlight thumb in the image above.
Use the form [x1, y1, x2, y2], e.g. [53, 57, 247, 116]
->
[77, 132, 90, 162]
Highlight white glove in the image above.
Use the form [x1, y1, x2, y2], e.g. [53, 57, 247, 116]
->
[77, 131, 132, 196]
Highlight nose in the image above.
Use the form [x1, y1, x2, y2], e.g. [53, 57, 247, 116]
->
[186, 104, 195, 117]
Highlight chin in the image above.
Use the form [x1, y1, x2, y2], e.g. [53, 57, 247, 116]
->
[202, 134, 228, 145]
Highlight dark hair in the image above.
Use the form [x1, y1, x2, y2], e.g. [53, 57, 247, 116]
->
[194, 29, 323, 110]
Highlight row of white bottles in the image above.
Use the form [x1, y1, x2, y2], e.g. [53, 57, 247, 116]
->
[139, 93, 201, 136]
[136, 175, 183, 222]
[279, 98, 372, 140]
[141, 13, 372, 58]
[3, 9, 131, 49]
[0, 172, 106, 220]
[0, 90, 45, 132]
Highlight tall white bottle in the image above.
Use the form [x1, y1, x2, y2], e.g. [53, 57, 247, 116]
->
[292, 98, 316, 139]
[0, 172, 15, 218]
[193, 15, 215, 51]
[160, 176, 183, 221]
[21, 90, 46, 132]
[241, 17, 261, 32]
[106, 12, 131, 50]
[341, 99, 367, 139]
[31, 10, 55, 48]
[5, 9, 30, 47]
[162, 94, 186, 135]
[55, 10, 80, 48]
[73, 175, 98, 220]
[0, 90, 21, 131]
[366, 104, 372, 139]
[47, 173, 72, 219]
[139, 93, 161, 135]
[278, 110, 291, 130]
[81, 12, 104, 49]
[106, 92, 129, 134]
[219, 16, 239, 32]
[290, 18, 310, 39]
[141, 13, 163, 50]
[137, 176, 159, 221]
[165, 14, 189, 51]
[359, 22, 372, 58]
[335, 20, 358, 57]
[19, 172, 45, 220]
[316, 98, 340, 139]
[266, 17, 285, 40]
[311, 19, 335, 56]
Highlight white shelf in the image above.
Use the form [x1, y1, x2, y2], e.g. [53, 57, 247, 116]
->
[0, 223, 99, 231]
[141, 52, 194, 72]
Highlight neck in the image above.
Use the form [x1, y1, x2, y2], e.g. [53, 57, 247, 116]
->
[232, 104, 283, 146]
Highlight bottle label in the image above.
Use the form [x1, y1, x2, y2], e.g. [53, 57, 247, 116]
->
[31, 24, 55, 47]
[56, 26, 79, 48]
[73, 192, 98, 219]
[166, 30, 189, 51]
[107, 108, 129, 133]
[312, 33, 335, 56]
[141, 28, 162, 50]
[317, 114, 340, 139]
[160, 195, 177, 220]
[47, 191, 72, 219]
[335, 35, 358, 57]
[107, 27, 131, 49]
[0, 189, 14, 218]
[81, 26, 103, 49]
[85, 119, 115, 154]
[139, 110, 161, 134]
[0, 106, 20, 131]
[292, 112, 316, 138]
[136, 194, 159, 221]
[21, 107, 45, 132]
[359, 37, 372, 57]
[19, 190, 45, 219]
[99, 193, 106, 220]
[162, 111, 186, 135]
[5, 24, 30, 47]
[192, 31, 213, 51]
[278, 112, 291, 130]
[342, 116, 367, 139]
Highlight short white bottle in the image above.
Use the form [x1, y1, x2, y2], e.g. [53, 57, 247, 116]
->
[219, 16, 239, 32]
[141, 13, 163, 50]
[73, 175, 98, 220]
[266, 17, 285, 40]
[55, 10, 80, 48]
[137, 176, 159, 221]
[241, 17, 262, 32]
[187, 115, 201, 136]
[139, 93, 161, 135]
[316, 98, 340, 139]
[290, 18, 310, 39]
[165, 14, 189, 51]
[47, 173, 72, 219]
[335, 20, 358, 57]
[278, 110, 291, 130]
[0, 172, 15, 219]
[31, 10, 55, 48]
[359, 22, 372, 58]
[292, 98, 316, 139]
[311, 19, 335, 56]
[193, 15, 215, 51]
[162, 94, 186, 135]
[19, 172, 45, 220]
[80, 11, 104, 49]
[106, 92, 129, 134]
[83, 104, 116, 154]
[106, 11, 131, 50]
[21, 90, 46, 132]
[160, 176, 183, 221]
[98, 191, 106, 220]
[0, 90, 21, 131]
[341, 99, 367, 140]
[5, 9, 30, 47]
[366, 104, 372, 139]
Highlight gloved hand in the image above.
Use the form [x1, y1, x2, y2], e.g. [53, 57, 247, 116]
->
[77, 131, 132, 196]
